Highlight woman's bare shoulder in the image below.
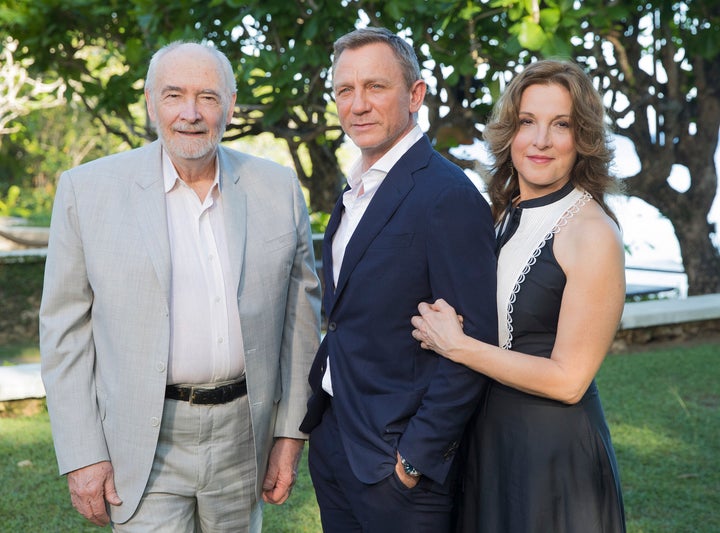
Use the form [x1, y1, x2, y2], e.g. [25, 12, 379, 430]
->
[555, 199, 624, 272]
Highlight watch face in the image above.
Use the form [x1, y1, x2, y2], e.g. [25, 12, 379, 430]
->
[401, 457, 420, 477]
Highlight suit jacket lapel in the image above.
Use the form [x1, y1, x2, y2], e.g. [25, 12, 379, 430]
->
[331, 162, 416, 306]
[130, 141, 171, 298]
[218, 147, 247, 294]
[329, 136, 434, 311]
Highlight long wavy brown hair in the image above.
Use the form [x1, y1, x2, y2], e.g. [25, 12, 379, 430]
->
[484, 59, 623, 225]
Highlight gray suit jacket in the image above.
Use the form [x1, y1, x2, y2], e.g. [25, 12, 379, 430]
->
[39, 141, 321, 523]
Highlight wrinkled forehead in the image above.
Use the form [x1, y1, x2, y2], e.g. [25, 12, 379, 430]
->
[155, 48, 227, 95]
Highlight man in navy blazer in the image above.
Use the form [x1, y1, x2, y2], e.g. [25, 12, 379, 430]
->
[300, 28, 497, 532]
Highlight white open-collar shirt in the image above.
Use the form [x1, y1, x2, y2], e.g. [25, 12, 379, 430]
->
[163, 148, 245, 385]
[323, 124, 424, 395]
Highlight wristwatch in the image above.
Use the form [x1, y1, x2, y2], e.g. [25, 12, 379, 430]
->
[400, 455, 421, 478]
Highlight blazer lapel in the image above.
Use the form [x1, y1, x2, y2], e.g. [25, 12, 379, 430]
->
[130, 141, 171, 298]
[324, 136, 433, 315]
[332, 167, 414, 302]
[218, 147, 247, 293]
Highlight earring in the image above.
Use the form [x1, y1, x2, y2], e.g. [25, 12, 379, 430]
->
[508, 160, 515, 179]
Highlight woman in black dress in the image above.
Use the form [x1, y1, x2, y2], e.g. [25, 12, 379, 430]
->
[412, 60, 626, 532]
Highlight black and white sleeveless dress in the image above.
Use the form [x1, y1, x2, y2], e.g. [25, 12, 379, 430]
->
[456, 183, 626, 533]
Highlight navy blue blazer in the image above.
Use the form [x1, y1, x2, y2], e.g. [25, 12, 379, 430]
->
[301, 135, 497, 486]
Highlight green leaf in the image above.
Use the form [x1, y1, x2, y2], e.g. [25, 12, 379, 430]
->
[515, 19, 547, 51]
[124, 38, 144, 66]
[539, 7, 561, 30]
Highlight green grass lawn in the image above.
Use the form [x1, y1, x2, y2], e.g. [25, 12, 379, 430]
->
[598, 342, 720, 533]
[1, 341, 718, 532]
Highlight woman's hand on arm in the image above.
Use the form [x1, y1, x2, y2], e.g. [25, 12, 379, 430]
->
[411, 206, 625, 405]
[411, 299, 476, 364]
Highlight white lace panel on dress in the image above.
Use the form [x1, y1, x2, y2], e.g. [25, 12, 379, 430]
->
[496, 188, 591, 349]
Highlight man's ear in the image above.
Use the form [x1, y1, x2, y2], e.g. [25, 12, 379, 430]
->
[145, 90, 156, 123]
[226, 93, 237, 125]
[409, 80, 427, 113]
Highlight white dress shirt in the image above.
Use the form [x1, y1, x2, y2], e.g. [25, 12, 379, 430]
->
[322, 125, 424, 395]
[163, 149, 245, 385]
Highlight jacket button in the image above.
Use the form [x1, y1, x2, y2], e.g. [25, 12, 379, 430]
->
[327, 322, 337, 331]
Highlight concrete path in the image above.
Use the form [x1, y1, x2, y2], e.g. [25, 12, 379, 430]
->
[0, 363, 44, 402]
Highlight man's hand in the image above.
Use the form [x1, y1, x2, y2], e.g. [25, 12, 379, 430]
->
[262, 438, 305, 505]
[67, 461, 123, 526]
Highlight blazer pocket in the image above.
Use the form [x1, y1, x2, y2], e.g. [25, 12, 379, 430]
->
[383, 419, 410, 445]
[368, 232, 414, 249]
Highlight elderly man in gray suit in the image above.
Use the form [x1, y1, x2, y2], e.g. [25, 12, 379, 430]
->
[39, 41, 321, 532]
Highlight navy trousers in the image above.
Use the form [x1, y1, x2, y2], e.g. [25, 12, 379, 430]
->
[308, 402, 455, 533]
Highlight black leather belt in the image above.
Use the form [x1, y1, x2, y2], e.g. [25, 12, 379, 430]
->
[165, 379, 247, 405]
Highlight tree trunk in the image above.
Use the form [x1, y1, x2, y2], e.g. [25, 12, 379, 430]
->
[606, 12, 720, 297]
[675, 134, 720, 294]
[673, 215, 720, 295]
[627, 151, 720, 295]
[304, 139, 346, 214]
[284, 136, 345, 215]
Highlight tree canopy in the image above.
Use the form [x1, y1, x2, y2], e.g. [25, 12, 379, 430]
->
[567, 0, 720, 295]
[1, 0, 719, 293]
[0, 37, 65, 138]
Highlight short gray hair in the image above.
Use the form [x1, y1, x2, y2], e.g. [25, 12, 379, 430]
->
[332, 27, 421, 89]
[145, 41, 237, 99]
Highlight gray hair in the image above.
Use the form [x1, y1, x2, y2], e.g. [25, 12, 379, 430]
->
[332, 27, 421, 89]
[145, 41, 237, 99]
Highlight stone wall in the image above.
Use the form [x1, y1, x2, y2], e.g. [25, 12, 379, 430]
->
[612, 318, 720, 353]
